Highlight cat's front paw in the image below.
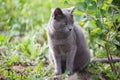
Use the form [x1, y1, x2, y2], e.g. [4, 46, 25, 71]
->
[53, 75, 61, 80]
[69, 71, 74, 76]
[54, 71, 62, 75]
[53, 71, 62, 80]
[54, 68, 62, 75]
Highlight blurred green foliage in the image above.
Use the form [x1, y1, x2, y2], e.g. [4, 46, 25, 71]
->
[0, 0, 120, 80]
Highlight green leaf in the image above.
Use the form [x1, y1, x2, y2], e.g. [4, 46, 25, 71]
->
[87, 1, 98, 15]
[64, 0, 68, 4]
[91, 28, 100, 33]
[0, 35, 4, 41]
[96, 20, 102, 28]
[88, 1, 97, 10]
[35, 61, 43, 74]
[85, 0, 91, 4]
[100, 9, 106, 16]
[76, 2, 87, 11]
[97, 0, 104, 5]
[114, 13, 120, 22]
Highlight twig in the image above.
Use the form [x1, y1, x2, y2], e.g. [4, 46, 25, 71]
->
[92, 57, 120, 63]
[105, 44, 114, 72]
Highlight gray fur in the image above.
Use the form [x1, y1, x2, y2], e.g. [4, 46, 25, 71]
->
[47, 7, 90, 75]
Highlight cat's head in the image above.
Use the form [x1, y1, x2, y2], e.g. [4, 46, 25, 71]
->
[49, 7, 75, 33]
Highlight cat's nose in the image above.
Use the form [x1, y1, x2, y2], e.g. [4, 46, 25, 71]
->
[69, 29, 72, 31]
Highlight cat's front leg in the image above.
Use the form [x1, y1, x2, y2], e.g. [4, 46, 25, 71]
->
[53, 52, 62, 75]
[66, 46, 77, 75]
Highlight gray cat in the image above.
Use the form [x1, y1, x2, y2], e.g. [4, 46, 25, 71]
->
[47, 7, 90, 75]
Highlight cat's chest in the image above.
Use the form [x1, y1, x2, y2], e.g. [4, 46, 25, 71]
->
[49, 36, 76, 55]
[50, 37, 73, 45]
[57, 44, 71, 54]
[48, 32, 76, 45]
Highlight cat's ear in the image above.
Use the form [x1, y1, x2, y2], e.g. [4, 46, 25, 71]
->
[53, 8, 64, 20]
[67, 6, 75, 14]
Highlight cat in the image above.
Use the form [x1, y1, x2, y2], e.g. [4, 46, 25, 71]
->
[47, 7, 90, 75]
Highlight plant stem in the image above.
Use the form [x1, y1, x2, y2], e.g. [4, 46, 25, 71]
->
[105, 43, 114, 72]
